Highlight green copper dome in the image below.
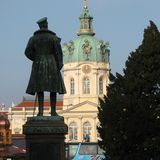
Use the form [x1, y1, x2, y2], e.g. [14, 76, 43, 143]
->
[62, 4, 110, 64]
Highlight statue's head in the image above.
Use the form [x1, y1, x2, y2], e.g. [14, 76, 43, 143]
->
[37, 17, 48, 29]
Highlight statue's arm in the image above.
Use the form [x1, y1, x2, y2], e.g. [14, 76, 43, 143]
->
[24, 37, 35, 61]
[54, 38, 63, 70]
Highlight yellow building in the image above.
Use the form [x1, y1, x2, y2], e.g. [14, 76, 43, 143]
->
[8, 1, 110, 142]
[62, 1, 110, 142]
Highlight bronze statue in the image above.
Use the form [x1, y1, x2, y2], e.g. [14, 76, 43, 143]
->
[25, 17, 66, 116]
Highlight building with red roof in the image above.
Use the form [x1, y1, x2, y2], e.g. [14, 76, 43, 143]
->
[8, 96, 63, 135]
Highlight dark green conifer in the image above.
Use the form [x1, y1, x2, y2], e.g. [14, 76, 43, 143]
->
[98, 21, 160, 160]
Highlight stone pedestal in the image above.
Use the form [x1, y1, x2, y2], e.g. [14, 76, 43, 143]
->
[23, 116, 68, 160]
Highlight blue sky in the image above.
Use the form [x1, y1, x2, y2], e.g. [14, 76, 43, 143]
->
[0, 0, 160, 106]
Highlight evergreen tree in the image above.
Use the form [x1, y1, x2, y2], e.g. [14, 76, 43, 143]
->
[98, 21, 160, 160]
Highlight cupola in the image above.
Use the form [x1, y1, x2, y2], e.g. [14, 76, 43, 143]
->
[63, 0, 110, 64]
[77, 0, 95, 36]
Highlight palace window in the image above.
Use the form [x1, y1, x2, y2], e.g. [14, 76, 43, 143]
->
[69, 122, 78, 141]
[83, 77, 90, 94]
[99, 77, 103, 94]
[84, 19, 88, 29]
[83, 121, 92, 142]
[70, 78, 75, 95]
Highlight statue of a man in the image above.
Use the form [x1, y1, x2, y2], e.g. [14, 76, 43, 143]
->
[25, 17, 66, 116]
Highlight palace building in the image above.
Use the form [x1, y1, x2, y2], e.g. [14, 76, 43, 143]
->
[8, 1, 110, 142]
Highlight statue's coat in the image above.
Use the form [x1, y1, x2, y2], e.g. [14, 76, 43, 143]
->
[25, 29, 66, 95]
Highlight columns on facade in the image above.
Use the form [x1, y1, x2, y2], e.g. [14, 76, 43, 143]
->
[92, 116, 97, 142]
[93, 70, 98, 96]
[78, 116, 83, 142]
[76, 69, 81, 104]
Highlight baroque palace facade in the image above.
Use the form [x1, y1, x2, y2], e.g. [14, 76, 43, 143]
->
[8, 2, 110, 142]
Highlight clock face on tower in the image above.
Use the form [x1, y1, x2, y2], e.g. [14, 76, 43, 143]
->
[82, 65, 91, 74]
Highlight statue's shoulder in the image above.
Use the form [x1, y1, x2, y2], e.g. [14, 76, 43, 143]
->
[33, 29, 61, 42]
[34, 29, 56, 36]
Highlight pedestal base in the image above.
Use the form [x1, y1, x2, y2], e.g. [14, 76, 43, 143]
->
[23, 116, 68, 160]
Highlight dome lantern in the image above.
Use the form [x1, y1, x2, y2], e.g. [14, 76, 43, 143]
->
[77, 0, 95, 36]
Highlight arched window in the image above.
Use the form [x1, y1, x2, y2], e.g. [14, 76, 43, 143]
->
[70, 78, 75, 95]
[99, 77, 103, 94]
[83, 122, 92, 142]
[69, 122, 78, 141]
[83, 77, 90, 94]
